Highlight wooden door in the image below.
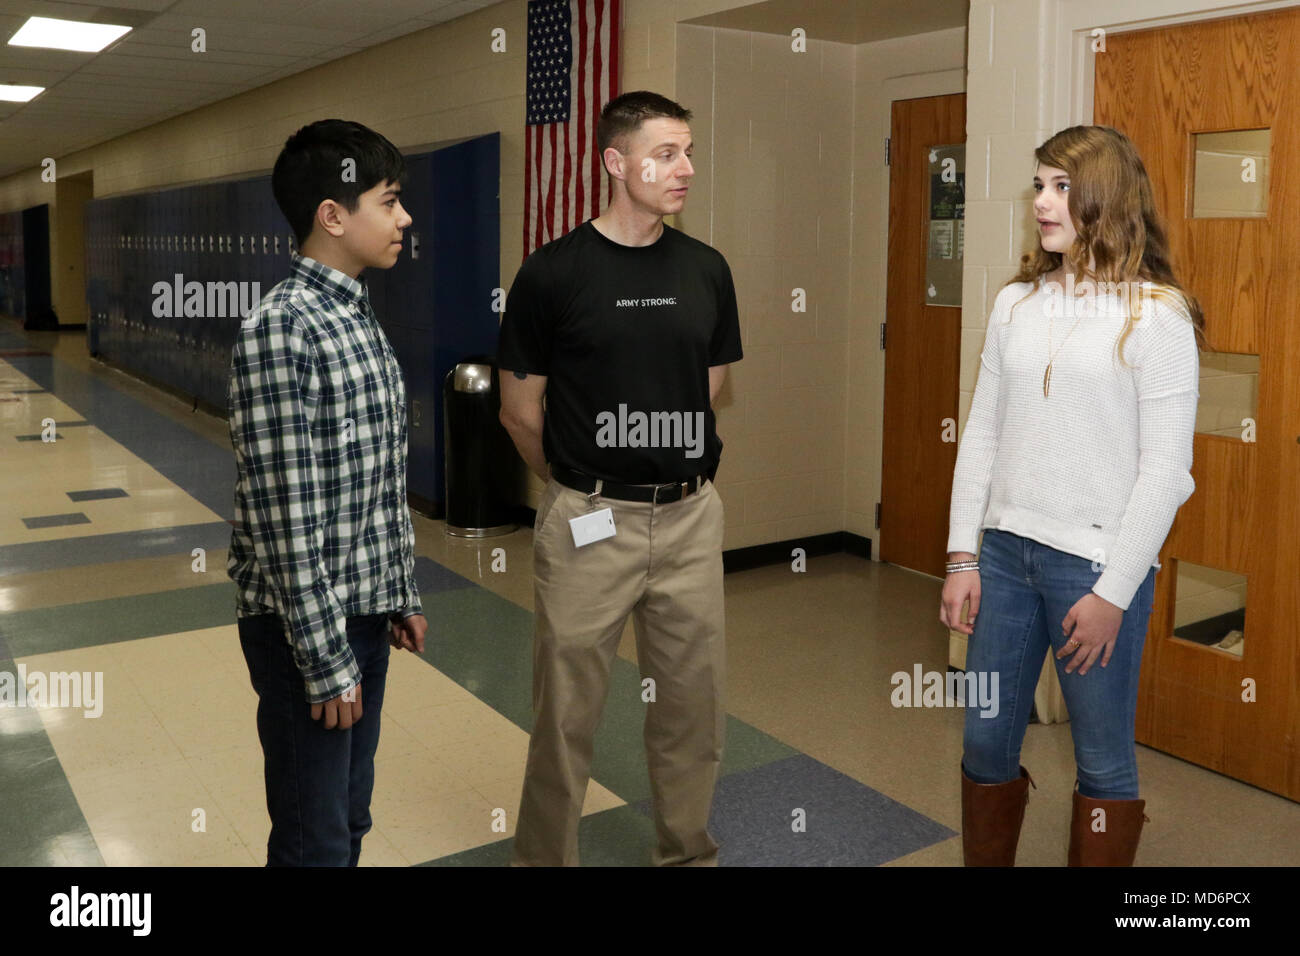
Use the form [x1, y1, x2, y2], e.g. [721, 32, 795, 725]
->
[1095, 9, 1300, 800]
[881, 93, 965, 576]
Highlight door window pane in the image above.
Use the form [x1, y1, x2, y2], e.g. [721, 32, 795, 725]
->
[1192, 129, 1269, 218]
[924, 144, 964, 307]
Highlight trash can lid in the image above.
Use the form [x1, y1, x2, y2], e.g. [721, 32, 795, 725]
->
[452, 363, 493, 393]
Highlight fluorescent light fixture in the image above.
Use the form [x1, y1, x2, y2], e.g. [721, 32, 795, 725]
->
[8, 16, 132, 53]
[0, 84, 44, 102]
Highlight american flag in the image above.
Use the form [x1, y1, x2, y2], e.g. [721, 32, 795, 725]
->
[524, 0, 620, 258]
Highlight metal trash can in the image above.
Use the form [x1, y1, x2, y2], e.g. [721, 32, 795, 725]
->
[443, 358, 518, 537]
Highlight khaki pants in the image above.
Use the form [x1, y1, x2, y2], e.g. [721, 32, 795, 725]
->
[511, 476, 727, 866]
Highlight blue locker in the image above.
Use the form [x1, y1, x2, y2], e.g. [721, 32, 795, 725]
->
[196, 185, 216, 404]
[124, 195, 143, 377]
[247, 179, 262, 298]
[84, 201, 100, 353]
[154, 193, 168, 386]
[269, 177, 286, 289]
[141, 193, 153, 381]
[102, 200, 112, 356]
[171, 190, 183, 390]
[163, 188, 180, 392]
[261, 175, 287, 290]
[203, 182, 218, 406]
[102, 199, 113, 357]
[427, 133, 501, 505]
[148, 192, 169, 387]
[228, 179, 253, 407]
[396, 152, 434, 332]
[107, 197, 118, 359]
[237, 178, 252, 290]
[181, 186, 195, 398]
[119, 196, 129, 367]
[170, 187, 184, 392]
[178, 188, 195, 397]
[403, 325, 438, 505]
[248, 177, 264, 296]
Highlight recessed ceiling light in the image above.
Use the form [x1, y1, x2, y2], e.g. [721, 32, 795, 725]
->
[8, 16, 132, 53]
[0, 84, 44, 102]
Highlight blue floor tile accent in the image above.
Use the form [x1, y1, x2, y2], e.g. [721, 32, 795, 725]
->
[0, 521, 233, 576]
[66, 488, 129, 501]
[629, 753, 957, 866]
[21, 513, 91, 530]
[426, 756, 958, 867]
[0, 351, 235, 519]
[412, 555, 478, 595]
[15, 421, 91, 439]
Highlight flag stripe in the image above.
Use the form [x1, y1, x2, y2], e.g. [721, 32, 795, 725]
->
[606, 0, 619, 205]
[575, 0, 588, 231]
[524, 0, 619, 259]
[595, 0, 603, 221]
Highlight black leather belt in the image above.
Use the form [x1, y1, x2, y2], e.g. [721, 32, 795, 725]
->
[552, 464, 706, 503]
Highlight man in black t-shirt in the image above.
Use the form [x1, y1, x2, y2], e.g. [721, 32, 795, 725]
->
[499, 91, 742, 866]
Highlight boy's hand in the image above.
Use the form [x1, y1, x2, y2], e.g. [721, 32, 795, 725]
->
[389, 613, 427, 654]
[312, 684, 363, 730]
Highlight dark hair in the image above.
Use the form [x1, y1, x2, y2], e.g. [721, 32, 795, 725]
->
[596, 91, 692, 155]
[271, 119, 406, 245]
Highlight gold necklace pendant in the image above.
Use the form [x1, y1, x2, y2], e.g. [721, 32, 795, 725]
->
[1043, 361, 1052, 398]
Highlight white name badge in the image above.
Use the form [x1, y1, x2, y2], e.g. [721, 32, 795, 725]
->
[569, 507, 616, 548]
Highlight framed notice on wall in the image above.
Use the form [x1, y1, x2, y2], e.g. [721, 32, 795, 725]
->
[924, 144, 965, 307]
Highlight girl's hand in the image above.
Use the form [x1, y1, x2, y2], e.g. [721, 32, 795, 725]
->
[1057, 593, 1124, 675]
[940, 572, 980, 635]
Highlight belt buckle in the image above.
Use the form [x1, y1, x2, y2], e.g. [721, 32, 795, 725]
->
[659, 479, 689, 503]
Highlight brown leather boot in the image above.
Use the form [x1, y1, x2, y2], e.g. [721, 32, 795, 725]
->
[1067, 789, 1149, 866]
[961, 765, 1035, 866]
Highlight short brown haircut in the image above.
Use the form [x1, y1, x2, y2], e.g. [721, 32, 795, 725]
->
[596, 91, 692, 155]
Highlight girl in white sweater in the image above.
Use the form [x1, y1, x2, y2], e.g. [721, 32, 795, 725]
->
[940, 125, 1205, 866]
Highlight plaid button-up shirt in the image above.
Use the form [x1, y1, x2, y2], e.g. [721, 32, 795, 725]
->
[227, 253, 422, 704]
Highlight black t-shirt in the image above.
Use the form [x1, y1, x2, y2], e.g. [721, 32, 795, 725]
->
[498, 220, 743, 483]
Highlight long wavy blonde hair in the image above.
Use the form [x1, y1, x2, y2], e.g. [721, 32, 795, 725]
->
[1004, 125, 1207, 364]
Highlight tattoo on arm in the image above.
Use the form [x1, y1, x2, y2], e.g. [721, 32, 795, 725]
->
[513, 371, 527, 380]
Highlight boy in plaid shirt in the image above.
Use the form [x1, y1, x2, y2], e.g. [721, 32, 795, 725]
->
[227, 119, 426, 866]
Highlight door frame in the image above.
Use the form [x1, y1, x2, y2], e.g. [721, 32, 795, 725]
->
[871, 70, 965, 565]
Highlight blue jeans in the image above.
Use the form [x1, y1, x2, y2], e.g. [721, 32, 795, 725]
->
[238, 612, 391, 866]
[961, 529, 1157, 799]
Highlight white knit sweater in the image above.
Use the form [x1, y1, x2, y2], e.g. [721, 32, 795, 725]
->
[947, 277, 1200, 610]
